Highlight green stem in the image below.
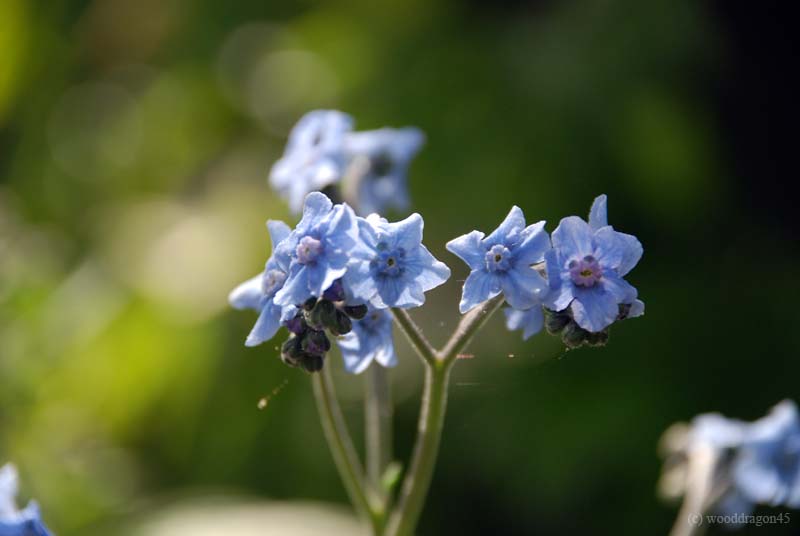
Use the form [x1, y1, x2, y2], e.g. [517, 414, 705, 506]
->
[385, 296, 505, 536]
[365, 363, 393, 500]
[312, 367, 383, 533]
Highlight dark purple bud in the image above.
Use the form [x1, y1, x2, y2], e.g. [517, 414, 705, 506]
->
[322, 279, 345, 302]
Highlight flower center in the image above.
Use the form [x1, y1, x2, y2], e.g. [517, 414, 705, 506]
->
[296, 236, 324, 264]
[372, 242, 405, 277]
[262, 269, 286, 297]
[370, 152, 394, 176]
[569, 255, 602, 287]
[485, 244, 511, 272]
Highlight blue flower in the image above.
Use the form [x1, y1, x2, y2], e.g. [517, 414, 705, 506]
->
[345, 213, 450, 309]
[0, 464, 52, 536]
[337, 308, 397, 374]
[734, 400, 800, 508]
[343, 127, 424, 216]
[544, 195, 643, 332]
[229, 220, 296, 347]
[273, 192, 362, 308]
[446, 206, 550, 314]
[269, 110, 353, 213]
[503, 306, 544, 340]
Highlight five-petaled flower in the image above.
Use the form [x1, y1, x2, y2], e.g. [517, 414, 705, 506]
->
[544, 195, 643, 333]
[337, 307, 397, 374]
[0, 464, 53, 536]
[343, 127, 425, 216]
[446, 206, 550, 314]
[269, 110, 354, 214]
[228, 220, 295, 347]
[345, 213, 450, 309]
[273, 192, 362, 309]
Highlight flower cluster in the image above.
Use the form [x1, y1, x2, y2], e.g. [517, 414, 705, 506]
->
[447, 194, 644, 347]
[230, 192, 448, 373]
[660, 401, 800, 522]
[269, 110, 424, 216]
[0, 464, 52, 536]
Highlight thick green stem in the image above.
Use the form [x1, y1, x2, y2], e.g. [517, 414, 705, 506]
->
[366, 363, 393, 499]
[312, 367, 382, 533]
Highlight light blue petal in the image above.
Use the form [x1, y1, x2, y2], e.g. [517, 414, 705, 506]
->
[299, 192, 334, 231]
[343, 261, 378, 303]
[459, 270, 501, 313]
[501, 267, 548, 310]
[392, 213, 424, 253]
[228, 274, 264, 311]
[513, 220, 550, 265]
[245, 304, 281, 346]
[274, 266, 310, 306]
[446, 230, 486, 271]
[267, 220, 291, 251]
[408, 245, 451, 291]
[552, 216, 594, 260]
[600, 270, 638, 303]
[570, 288, 619, 332]
[374, 277, 424, 309]
[338, 333, 374, 374]
[504, 306, 543, 340]
[615, 230, 643, 276]
[588, 194, 608, 231]
[543, 250, 574, 311]
[325, 203, 360, 251]
[306, 264, 348, 298]
[484, 205, 526, 246]
[593, 226, 626, 272]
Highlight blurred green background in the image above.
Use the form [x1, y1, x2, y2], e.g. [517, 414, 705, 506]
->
[1, 0, 797, 534]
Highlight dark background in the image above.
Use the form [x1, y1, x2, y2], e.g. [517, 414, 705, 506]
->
[1, 0, 798, 534]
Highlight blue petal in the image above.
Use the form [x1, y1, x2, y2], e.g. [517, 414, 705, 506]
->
[325, 203, 360, 251]
[407, 245, 451, 292]
[552, 216, 594, 261]
[274, 266, 310, 306]
[588, 194, 608, 231]
[446, 230, 486, 271]
[513, 220, 550, 265]
[504, 306, 544, 340]
[601, 270, 638, 303]
[484, 206, 526, 246]
[570, 288, 619, 332]
[374, 276, 425, 309]
[615, 231, 643, 276]
[338, 332, 375, 374]
[343, 260, 378, 303]
[306, 264, 348, 299]
[543, 249, 573, 311]
[299, 192, 334, 231]
[392, 213, 424, 253]
[245, 303, 282, 346]
[501, 267, 548, 310]
[267, 220, 291, 251]
[459, 270, 501, 313]
[228, 275, 264, 311]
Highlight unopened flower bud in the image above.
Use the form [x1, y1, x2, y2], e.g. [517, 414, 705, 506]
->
[544, 308, 571, 335]
[343, 304, 368, 320]
[561, 322, 589, 348]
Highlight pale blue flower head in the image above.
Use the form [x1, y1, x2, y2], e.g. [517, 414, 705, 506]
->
[503, 306, 544, 341]
[269, 110, 353, 213]
[734, 400, 800, 508]
[544, 195, 643, 332]
[0, 464, 52, 536]
[337, 308, 397, 374]
[273, 192, 361, 308]
[228, 219, 296, 347]
[344, 127, 424, 216]
[446, 206, 550, 314]
[345, 213, 450, 309]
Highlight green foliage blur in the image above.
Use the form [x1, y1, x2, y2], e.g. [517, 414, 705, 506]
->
[1, 0, 797, 534]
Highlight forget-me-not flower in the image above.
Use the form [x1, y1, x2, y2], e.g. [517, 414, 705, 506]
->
[269, 110, 353, 213]
[343, 127, 424, 216]
[228, 219, 296, 347]
[345, 213, 450, 309]
[544, 195, 643, 332]
[273, 192, 362, 308]
[503, 306, 544, 341]
[0, 464, 52, 536]
[446, 206, 550, 314]
[337, 308, 397, 374]
[734, 400, 800, 508]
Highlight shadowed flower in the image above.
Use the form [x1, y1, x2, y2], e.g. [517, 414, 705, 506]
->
[337, 308, 397, 374]
[343, 127, 424, 216]
[269, 110, 354, 213]
[273, 193, 362, 308]
[446, 206, 550, 314]
[503, 306, 543, 340]
[228, 219, 296, 347]
[544, 195, 643, 332]
[0, 464, 52, 536]
[345, 213, 450, 309]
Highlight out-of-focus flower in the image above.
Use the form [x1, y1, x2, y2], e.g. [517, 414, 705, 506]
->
[503, 306, 543, 340]
[544, 195, 643, 333]
[228, 219, 296, 347]
[273, 192, 361, 309]
[446, 206, 549, 314]
[0, 464, 53, 536]
[269, 110, 354, 213]
[343, 127, 424, 216]
[345, 213, 450, 309]
[337, 308, 397, 374]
